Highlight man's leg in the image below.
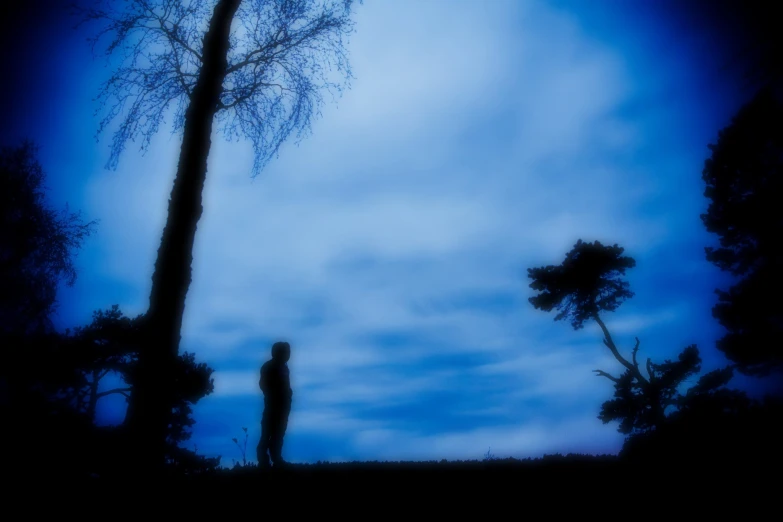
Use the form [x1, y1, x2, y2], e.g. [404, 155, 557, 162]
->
[269, 409, 289, 466]
[257, 408, 271, 468]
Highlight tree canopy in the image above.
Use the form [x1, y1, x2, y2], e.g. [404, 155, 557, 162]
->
[78, 0, 358, 175]
[701, 86, 783, 375]
[527, 239, 636, 330]
[0, 141, 96, 336]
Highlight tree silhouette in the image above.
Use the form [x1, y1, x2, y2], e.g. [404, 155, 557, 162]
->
[527, 240, 636, 331]
[67, 306, 215, 450]
[24, 304, 218, 475]
[0, 141, 97, 337]
[527, 240, 731, 436]
[701, 86, 783, 376]
[75, 0, 359, 470]
[65, 305, 138, 421]
[597, 345, 701, 435]
[0, 141, 97, 474]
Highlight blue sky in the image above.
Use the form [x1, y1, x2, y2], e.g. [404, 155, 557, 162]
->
[2, 0, 769, 464]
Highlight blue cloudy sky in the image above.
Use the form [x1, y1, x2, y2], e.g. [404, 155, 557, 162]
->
[2, 0, 769, 464]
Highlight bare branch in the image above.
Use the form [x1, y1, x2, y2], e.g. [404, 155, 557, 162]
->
[593, 369, 620, 383]
[80, 0, 357, 174]
[156, 14, 204, 62]
[631, 337, 640, 369]
[217, 0, 357, 176]
[594, 314, 649, 385]
[219, 79, 292, 110]
[594, 314, 635, 371]
[76, 0, 210, 167]
[225, 26, 284, 75]
[96, 387, 133, 399]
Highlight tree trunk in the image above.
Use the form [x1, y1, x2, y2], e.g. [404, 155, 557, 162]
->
[125, 0, 242, 474]
[88, 369, 99, 422]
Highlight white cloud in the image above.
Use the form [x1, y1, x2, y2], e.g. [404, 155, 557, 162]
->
[294, 409, 385, 434]
[211, 370, 259, 397]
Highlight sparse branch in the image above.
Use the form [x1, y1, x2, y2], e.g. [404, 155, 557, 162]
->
[156, 16, 203, 62]
[593, 313, 652, 384]
[96, 387, 133, 399]
[646, 358, 655, 382]
[165, 50, 195, 97]
[225, 9, 342, 75]
[216, 0, 356, 176]
[134, 0, 204, 61]
[595, 314, 635, 372]
[594, 369, 620, 383]
[631, 337, 640, 370]
[76, 0, 208, 167]
[225, 31, 283, 75]
[219, 79, 293, 110]
[79, 0, 356, 173]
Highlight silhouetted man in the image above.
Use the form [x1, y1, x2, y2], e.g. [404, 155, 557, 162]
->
[257, 341, 293, 468]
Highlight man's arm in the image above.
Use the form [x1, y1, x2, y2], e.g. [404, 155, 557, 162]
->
[283, 367, 293, 400]
[259, 365, 268, 394]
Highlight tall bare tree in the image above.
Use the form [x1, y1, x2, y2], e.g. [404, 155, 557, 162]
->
[76, 0, 359, 471]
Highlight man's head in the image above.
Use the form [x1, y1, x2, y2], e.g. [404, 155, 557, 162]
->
[271, 341, 291, 363]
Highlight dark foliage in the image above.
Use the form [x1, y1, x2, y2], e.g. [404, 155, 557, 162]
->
[0, 141, 96, 336]
[621, 394, 783, 468]
[2, 330, 97, 477]
[598, 345, 702, 435]
[0, 141, 99, 476]
[701, 86, 783, 375]
[61, 455, 778, 514]
[160, 351, 216, 449]
[64, 305, 138, 421]
[63, 305, 215, 450]
[166, 445, 222, 476]
[527, 239, 635, 330]
[2, 302, 217, 477]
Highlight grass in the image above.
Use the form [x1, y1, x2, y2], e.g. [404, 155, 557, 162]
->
[13, 452, 778, 517]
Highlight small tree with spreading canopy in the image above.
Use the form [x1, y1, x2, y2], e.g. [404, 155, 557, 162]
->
[67, 306, 215, 443]
[527, 239, 734, 437]
[57, 305, 216, 474]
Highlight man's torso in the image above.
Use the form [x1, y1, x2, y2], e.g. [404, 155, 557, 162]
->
[261, 360, 292, 408]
